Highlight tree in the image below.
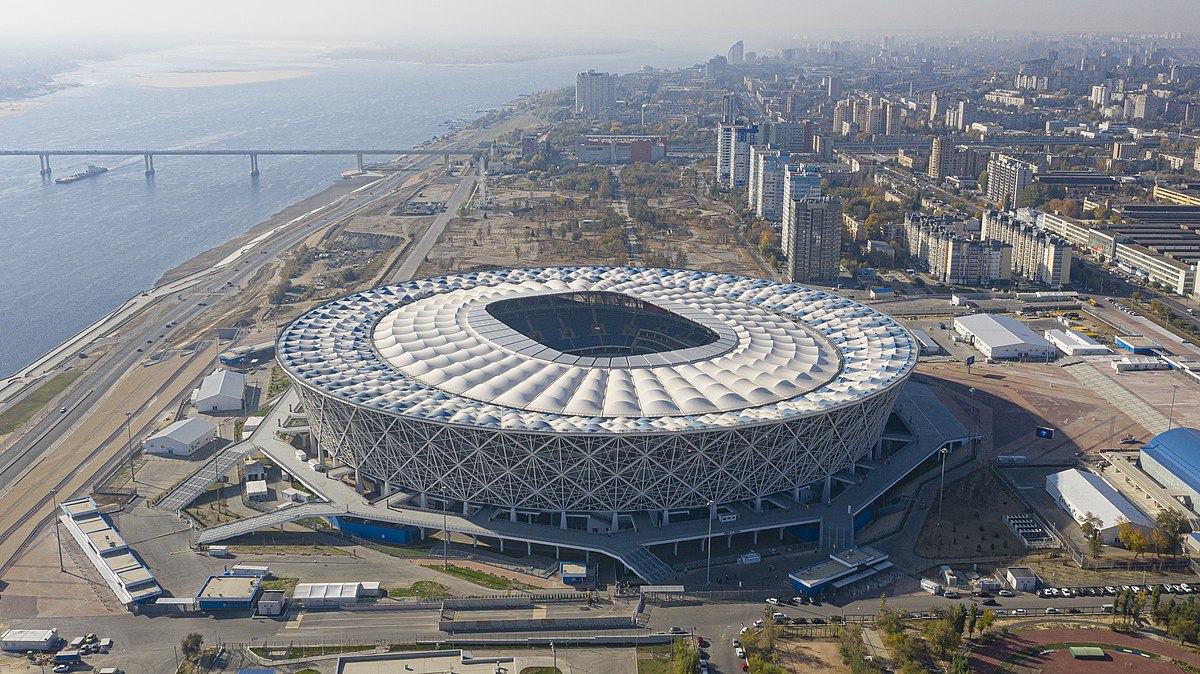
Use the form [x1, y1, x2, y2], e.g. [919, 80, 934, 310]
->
[967, 603, 979, 637]
[1118, 517, 1151, 558]
[1153, 509, 1187, 557]
[949, 653, 971, 674]
[1080, 511, 1104, 558]
[181, 633, 204, 660]
[977, 609, 995, 634]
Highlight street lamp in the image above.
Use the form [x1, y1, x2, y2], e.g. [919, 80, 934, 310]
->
[969, 387, 978, 449]
[550, 641, 557, 674]
[1168, 384, 1181, 431]
[705, 499, 715, 587]
[441, 486, 449, 571]
[50, 488, 63, 573]
[936, 447, 950, 527]
[124, 411, 137, 483]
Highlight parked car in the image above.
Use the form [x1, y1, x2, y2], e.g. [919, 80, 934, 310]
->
[1012, 608, 1027, 616]
[1045, 607, 1061, 614]
[766, 597, 780, 605]
[669, 627, 687, 635]
[736, 647, 746, 659]
[998, 589, 1014, 597]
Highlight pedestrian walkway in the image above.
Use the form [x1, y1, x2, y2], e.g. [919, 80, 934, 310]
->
[155, 439, 259, 512]
[1063, 360, 1169, 434]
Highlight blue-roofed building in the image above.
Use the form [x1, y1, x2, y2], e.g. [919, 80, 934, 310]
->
[1140, 427, 1200, 508]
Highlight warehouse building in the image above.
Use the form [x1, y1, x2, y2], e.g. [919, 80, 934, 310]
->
[1045, 468, 1153, 544]
[1044, 328, 1110, 356]
[0, 628, 59, 652]
[141, 417, 217, 457]
[953, 314, 1056, 360]
[193, 370, 246, 413]
[1139, 428, 1200, 508]
[196, 574, 262, 610]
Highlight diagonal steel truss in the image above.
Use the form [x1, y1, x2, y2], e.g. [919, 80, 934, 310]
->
[295, 384, 903, 513]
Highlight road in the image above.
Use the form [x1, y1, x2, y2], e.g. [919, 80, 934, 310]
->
[0, 135, 480, 573]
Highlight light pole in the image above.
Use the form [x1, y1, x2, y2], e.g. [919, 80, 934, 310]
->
[705, 499, 715, 587]
[550, 641, 556, 674]
[936, 447, 949, 526]
[441, 486, 449, 571]
[1168, 384, 1181, 431]
[969, 387, 978, 449]
[50, 488, 63, 573]
[124, 411, 137, 483]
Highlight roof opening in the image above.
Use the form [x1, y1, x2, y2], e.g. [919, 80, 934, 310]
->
[485, 291, 719, 358]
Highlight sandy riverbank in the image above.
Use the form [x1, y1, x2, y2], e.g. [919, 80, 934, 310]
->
[132, 69, 313, 89]
[0, 100, 46, 120]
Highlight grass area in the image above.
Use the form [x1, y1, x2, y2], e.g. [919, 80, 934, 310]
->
[520, 668, 562, 674]
[387, 580, 450, 600]
[267, 365, 290, 397]
[261, 577, 299, 593]
[636, 644, 675, 674]
[428, 563, 537, 590]
[0, 371, 83, 435]
[295, 670, 320, 674]
[363, 541, 435, 558]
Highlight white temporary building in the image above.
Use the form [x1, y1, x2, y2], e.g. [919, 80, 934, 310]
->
[1044, 468, 1152, 544]
[245, 480, 269, 501]
[1044, 328, 1110, 356]
[1, 628, 59, 651]
[292, 582, 363, 608]
[954, 314, 1055, 360]
[142, 418, 217, 457]
[194, 370, 246, 412]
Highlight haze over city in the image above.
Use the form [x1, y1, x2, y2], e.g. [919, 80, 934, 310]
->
[4, 4, 1200, 674]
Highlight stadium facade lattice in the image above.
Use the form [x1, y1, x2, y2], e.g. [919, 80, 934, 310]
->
[278, 267, 916, 520]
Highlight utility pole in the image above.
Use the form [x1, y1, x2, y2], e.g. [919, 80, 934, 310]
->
[50, 489, 63, 573]
[1168, 384, 1180, 431]
[125, 411, 137, 483]
[442, 486, 449, 571]
[936, 447, 950, 526]
[705, 499, 715, 586]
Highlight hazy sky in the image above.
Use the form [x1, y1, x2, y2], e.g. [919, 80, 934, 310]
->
[5, 0, 1200, 45]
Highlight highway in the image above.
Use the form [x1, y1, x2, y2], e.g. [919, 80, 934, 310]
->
[0, 135, 477, 573]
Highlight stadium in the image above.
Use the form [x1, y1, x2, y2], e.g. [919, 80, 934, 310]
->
[277, 267, 917, 526]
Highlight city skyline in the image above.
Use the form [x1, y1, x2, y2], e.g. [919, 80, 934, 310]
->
[4, 0, 1200, 42]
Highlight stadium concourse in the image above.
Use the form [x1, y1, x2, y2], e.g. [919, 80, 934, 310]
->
[200, 267, 971, 582]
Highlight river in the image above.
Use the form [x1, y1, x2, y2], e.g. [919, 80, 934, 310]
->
[0, 41, 703, 377]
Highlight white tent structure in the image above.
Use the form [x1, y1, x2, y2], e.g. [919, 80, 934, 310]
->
[1045, 468, 1152, 544]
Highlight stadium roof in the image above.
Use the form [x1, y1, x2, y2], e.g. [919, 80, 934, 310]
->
[956, 314, 1051, 350]
[1046, 468, 1152, 530]
[1141, 427, 1200, 495]
[278, 267, 916, 434]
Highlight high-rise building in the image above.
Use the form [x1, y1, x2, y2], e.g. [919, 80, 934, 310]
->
[864, 105, 885, 136]
[1131, 93, 1161, 120]
[986, 154, 1036, 208]
[1090, 84, 1111, 107]
[832, 102, 849, 135]
[884, 101, 902, 136]
[575, 70, 616, 114]
[903, 213, 1011, 285]
[705, 55, 728, 79]
[761, 121, 814, 153]
[929, 137, 979, 182]
[722, 92, 739, 124]
[727, 40, 744, 65]
[826, 76, 842, 100]
[783, 196, 841, 283]
[748, 147, 791, 222]
[929, 92, 944, 124]
[717, 123, 758, 186]
[981, 210, 1072, 286]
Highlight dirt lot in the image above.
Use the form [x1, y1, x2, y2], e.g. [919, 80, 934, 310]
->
[914, 469, 1026, 560]
[775, 637, 849, 674]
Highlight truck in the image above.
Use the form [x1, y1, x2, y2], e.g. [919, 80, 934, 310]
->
[54, 650, 81, 663]
[920, 578, 942, 595]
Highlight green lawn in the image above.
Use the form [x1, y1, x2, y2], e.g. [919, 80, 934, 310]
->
[0, 372, 83, 435]
[388, 580, 450, 600]
[520, 668, 563, 674]
[260, 577, 299, 593]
